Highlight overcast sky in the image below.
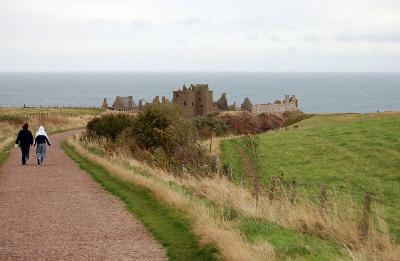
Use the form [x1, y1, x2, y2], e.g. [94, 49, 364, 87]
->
[1, 0, 400, 72]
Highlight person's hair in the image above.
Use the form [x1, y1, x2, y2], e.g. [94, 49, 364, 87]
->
[23, 122, 29, 130]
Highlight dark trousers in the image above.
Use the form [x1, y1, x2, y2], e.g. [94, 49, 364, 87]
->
[20, 146, 30, 165]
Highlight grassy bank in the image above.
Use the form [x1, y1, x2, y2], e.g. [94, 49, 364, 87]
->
[63, 142, 218, 261]
[221, 112, 400, 239]
[69, 138, 369, 260]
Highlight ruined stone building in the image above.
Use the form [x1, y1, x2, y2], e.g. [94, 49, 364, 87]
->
[101, 98, 109, 110]
[241, 98, 253, 112]
[242, 95, 299, 114]
[152, 96, 170, 105]
[215, 93, 228, 111]
[111, 96, 136, 111]
[172, 84, 215, 117]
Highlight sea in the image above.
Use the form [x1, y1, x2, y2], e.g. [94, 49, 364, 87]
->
[0, 72, 399, 113]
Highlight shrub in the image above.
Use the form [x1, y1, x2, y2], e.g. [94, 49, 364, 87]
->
[217, 112, 260, 134]
[132, 104, 198, 154]
[257, 113, 283, 132]
[193, 114, 229, 138]
[86, 114, 135, 141]
[282, 111, 313, 127]
[85, 104, 208, 174]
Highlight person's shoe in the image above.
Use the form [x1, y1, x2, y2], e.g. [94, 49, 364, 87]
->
[37, 159, 40, 165]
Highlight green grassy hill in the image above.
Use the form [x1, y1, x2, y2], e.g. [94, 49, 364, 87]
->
[221, 112, 400, 238]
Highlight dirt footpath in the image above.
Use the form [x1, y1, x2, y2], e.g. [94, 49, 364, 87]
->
[0, 131, 166, 260]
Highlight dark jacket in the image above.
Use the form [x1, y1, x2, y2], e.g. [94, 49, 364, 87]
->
[34, 135, 51, 146]
[15, 129, 34, 148]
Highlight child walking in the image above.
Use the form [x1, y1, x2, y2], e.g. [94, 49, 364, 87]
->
[34, 126, 51, 165]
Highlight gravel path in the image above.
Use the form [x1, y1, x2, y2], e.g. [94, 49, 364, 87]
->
[0, 131, 167, 260]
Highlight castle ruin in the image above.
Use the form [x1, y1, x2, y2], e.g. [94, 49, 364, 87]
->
[172, 84, 215, 117]
[101, 86, 299, 116]
[243, 95, 299, 114]
[111, 96, 136, 111]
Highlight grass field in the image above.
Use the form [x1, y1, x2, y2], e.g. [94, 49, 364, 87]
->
[221, 112, 400, 239]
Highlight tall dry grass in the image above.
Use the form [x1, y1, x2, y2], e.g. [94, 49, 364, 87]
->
[67, 139, 275, 261]
[79, 136, 400, 261]
[0, 114, 93, 140]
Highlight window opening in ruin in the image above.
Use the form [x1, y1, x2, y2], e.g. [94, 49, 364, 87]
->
[199, 98, 201, 101]
[192, 102, 194, 106]
[184, 101, 187, 106]
[176, 94, 179, 97]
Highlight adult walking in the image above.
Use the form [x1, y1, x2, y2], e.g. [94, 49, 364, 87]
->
[34, 126, 51, 166]
[15, 122, 34, 165]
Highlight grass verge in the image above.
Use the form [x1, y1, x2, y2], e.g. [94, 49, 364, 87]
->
[63, 142, 218, 261]
[0, 142, 13, 168]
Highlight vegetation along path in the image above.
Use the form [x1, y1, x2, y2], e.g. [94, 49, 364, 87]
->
[0, 130, 166, 260]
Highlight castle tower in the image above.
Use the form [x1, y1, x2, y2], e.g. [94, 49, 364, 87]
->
[284, 95, 290, 104]
[241, 98, 253, 112]
[128, 96, 134, 108]
[112, 96, 122, 110]
[216, 93, 228, 111]
[172, 83, 213, 117]
[101, 98, 109, 110]
[162, 96, 170, 104]
[173, 88, 196, 117]
[195, 84, 213, 116]
[153, 96, 161, 104]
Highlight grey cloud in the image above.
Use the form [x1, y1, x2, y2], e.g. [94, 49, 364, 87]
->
[175, 38, 189, 44]
[92, 18, 153, 29]
[92, 18, 121, 27]
[336, 31, 400, 43]
[245, 34, 259, 41]
[176, 16, 205, 27]
[130, 19, 153, 29]
[267, 35, 285, 43]
[303, 34, 321, 42]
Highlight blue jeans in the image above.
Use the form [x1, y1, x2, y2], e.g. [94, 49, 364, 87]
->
[36, 143, 47, 163]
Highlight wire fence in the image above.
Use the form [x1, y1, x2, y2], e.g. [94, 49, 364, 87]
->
[216, 160, 400, 240]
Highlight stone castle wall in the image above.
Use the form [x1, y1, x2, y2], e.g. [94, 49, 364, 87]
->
[250, 95, 299, 115]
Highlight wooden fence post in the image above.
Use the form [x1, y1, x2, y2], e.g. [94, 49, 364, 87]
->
[361, 192, 372, 240]
[278, 173, 285, 195]
[227, 164, 233, 180]
[319, 184, 327, 215]
[210, 155, 217, 174]
[290, 179, 296, 204]
[269, 176, 275, 201]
